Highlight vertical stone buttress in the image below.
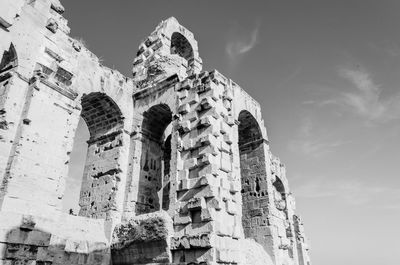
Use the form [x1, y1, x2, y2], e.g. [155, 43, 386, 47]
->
[170, 70, 244, 264]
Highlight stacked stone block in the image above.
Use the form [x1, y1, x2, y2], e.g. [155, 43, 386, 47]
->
[169, 70, 243, 264]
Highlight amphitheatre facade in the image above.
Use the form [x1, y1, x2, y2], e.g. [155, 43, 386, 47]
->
[0, 0, 311, 264]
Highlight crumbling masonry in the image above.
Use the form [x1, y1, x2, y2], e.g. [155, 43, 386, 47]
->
[0, 0, 311, 264]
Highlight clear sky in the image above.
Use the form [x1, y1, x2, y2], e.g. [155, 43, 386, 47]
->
[61, 1, 400, 265]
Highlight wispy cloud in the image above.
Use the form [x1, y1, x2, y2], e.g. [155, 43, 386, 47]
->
[292, 175, 400, 208]
[289, 139, 347, 158]
[325, 67, 400, 123]
[226, 23, 260, 60]
[288, 117, 348, 158]
[369, 40, 400, 57]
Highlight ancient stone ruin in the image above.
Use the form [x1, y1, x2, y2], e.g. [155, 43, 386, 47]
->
[0, 0, 311, 264]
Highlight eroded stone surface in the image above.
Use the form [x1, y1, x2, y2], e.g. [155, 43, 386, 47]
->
[0, 1, 311, 264]
[111, 211, 173, 264]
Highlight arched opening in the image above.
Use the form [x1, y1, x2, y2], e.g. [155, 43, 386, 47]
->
[238, 111, 263, 148]
[238, 110, 268, 238]
[64, 117, 89, 215]
[136, 104, 172, 215]
[273, 177, 286, 213]
[67, 92, 125, 219]
[170, 32, 194, 71]
[80, 92, 124, 140]
[0, 44, 17, 74]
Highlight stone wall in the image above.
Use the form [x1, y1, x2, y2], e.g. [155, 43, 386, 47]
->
[0, 211, 111, 265]
[111, 211, 173, 265]
[0, 1, 311, 264]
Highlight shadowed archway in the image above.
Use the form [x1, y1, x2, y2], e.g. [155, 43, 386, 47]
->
[136, 104, 173, 215]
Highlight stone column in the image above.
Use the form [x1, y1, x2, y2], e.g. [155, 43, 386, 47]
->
[0, 75, 80, 218]
[170, 71, 243, 264]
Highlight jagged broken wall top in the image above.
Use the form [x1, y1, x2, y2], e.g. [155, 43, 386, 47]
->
[132, 17, 202, 90]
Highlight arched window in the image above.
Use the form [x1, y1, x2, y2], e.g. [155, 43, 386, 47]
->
[136, 104, 172, 214]
[170, 32, 194, 69]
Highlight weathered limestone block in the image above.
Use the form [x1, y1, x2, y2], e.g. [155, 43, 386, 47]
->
[0, 211, 110, 265]
[111, 211, 173, 265]
[239, 239, 274, 265]
[171, 233, 213, 250]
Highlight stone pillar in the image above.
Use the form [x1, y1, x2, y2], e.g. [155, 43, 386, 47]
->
[294, 215, 311, 265]
[122, 134, 143, 221]
[0, 74, 29, 188]
[170, 71, 243, 264]
[0, 74, 79, 218]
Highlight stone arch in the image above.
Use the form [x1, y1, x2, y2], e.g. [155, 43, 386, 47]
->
[75, 92, 126, 220]
[132, 17, 202, 85]
[237, 110, 269, 238]
[141, 103, 172, 142]
[136, 103, 173, 215]
[160, 17, 201, 74]
[231, 84, 268, 141]
[80, 92, 124, 140]
[170, 32, 194, 69]
[238, 110, 263, 149]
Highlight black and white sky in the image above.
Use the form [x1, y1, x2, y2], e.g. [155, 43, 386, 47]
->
[62, 1, 400, 265]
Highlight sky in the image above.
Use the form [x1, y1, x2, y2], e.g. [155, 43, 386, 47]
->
[61, 1, 400, 265]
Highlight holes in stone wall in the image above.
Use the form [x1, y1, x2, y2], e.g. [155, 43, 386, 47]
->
[136, 104, 172, 215]
[35, 63, 73, 88]
[54, 67, 73, 86]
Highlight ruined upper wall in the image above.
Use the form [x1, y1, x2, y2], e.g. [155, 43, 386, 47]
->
[132, 17, 203, 90]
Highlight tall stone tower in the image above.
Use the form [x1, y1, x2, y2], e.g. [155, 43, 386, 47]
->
[0, 1, 311, 265]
